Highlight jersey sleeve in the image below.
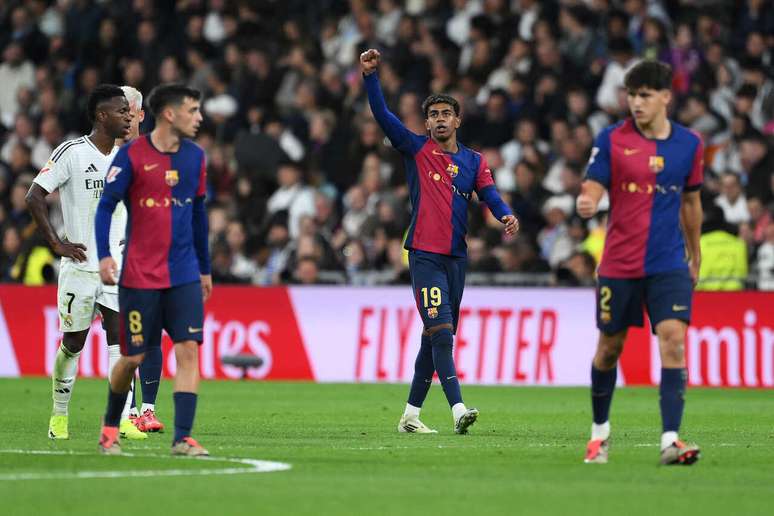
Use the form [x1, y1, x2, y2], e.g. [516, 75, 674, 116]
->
[685, 134, 704, 191]
[103, 144, 134, 201]
[196, 151, 207, 197]
[364, 72, 425, 155]
[32, 144, 74, 193]
[584, 127, 613, 189]
[475, 155, 512, 220]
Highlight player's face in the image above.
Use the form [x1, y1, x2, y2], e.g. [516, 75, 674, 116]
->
[125, 105, 145, 141]
[425, 103, 461, 143]
[102, 96, 132, 139]
[171, 97, 203, 138]
[627, 87, 671, 127]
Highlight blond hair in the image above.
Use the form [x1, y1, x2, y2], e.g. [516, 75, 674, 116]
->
[120, 85, 143, 111]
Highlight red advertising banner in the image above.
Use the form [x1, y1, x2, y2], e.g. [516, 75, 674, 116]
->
[0, 285, 771, 387]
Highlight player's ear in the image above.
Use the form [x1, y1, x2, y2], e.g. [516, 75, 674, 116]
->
[139, 110, 146, 123]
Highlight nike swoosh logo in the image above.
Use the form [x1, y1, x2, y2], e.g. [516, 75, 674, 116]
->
[144, 380, 159, 385]
[432, 149, 446, 155]
[623, 148, 640, 156]
[188, 326, 202, 333]
[446, 376, 457, 380]
[144, 163, 158, 171]
[672, 305, 688, 311]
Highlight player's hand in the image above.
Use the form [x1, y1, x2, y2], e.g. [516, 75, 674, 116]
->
[200, 274, 212, 302]
[501, 215, 519, 236]
[688, 257, 701, 286]
[360, 49, 380, 75]
[576, 194, 598, 219]
[99, 257, 118, 285]
[53, 238, 87, 262]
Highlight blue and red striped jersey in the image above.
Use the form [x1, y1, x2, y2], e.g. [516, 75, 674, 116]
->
[96, 135, 210, 289]
[364, 73, 512, 258]
[586, 118, 704, 278]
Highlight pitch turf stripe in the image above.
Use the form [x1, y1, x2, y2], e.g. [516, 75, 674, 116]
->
[0, 449, 291, 481]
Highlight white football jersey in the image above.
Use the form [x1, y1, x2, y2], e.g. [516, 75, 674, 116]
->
[33, 136, 127, 272]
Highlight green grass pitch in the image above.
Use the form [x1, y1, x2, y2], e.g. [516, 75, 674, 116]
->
[1, 378, 773, 516]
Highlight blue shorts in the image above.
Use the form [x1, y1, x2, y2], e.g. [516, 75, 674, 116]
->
[408, 249, 467, 332]
[119, 281, 204, 356]
[596, 269, 693, 335]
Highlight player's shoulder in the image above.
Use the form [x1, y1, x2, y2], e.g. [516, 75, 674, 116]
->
[669, 121, 703, 146]
[600, 119, 629, 139]
[458, 142, 485, 168]
[50, 136, 88, 163]
[180, 138, 205, 154]
[178, 138, 206, 161]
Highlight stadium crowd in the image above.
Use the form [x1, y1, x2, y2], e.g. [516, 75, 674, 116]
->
[0, 0, 772, 289]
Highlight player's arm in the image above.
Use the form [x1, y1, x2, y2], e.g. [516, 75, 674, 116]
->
[680, 190, 702, 284]
[25, 183, 87, 261]
[577, 128, 612, 218]
[360, 49, 419, 154]
[681, 136, 705, 284]
[474, 157, 519, 235]
[193, 156, 212, 301]
[26, 152, 87, 261]
[96, 148, 133, 285]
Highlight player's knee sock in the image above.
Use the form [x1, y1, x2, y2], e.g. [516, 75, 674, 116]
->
[659, 368, 686, 438]
[139, 345, 162, 408]
[173, 392, 198, 443]
[129, 379, 138, 415]
[108, 344, 134, 419]
[407, 335, 434, 410]
[52, 344, 80, 416]
[591, 365, 616, 431]
[430, 329, 463, 407]
[105, 387, 129, 427]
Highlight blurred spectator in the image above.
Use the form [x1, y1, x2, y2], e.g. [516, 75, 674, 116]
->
[266, 161, 315, 239]
[697, 206, 748, 291]
[715, 173, 750, 225]
[740, 131, 774, 204]
[0, 42, 35, 128]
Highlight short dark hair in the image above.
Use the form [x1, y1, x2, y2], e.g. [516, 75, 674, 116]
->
[624, 60, 673, 91]
[147, 83, 201, 117]
[421, 93, 460, 118]
[87, 84, 125, 123]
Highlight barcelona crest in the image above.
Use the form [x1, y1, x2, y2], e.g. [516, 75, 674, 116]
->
[446, 163, 459, 178]
[165, 169, 179, 186]
[648, 156, 664, 173]
[427, 307, 438, 319]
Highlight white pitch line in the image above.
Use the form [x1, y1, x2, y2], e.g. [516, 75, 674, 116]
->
[0, 449, 291, 481]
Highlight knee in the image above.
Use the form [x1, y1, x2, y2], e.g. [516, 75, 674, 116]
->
[174, 342, 199, 365]
[660, 333, 685, 362]
[426, 324, 453, 346]
[597, 339, 624, 368]
[124, 353, 145, 368]
[62, 333, 87, 354]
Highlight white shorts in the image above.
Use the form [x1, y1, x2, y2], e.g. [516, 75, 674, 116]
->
[57, 260, 119, 332]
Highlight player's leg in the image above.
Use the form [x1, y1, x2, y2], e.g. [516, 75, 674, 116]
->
[585, 277, 642, 463]
[163, 282, 208, 456]
[136, 344, 164, 432]
[398, 251, 438, 433]
[49, 263, 97, 439]
[646, 270, 700, 465]
[99, 287, 157, 454]
[100, 302, 146, 440]
[447, 254, 478, 435]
